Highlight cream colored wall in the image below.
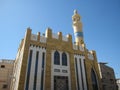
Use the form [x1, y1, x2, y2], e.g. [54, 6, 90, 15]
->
[0, 60, 14, 90]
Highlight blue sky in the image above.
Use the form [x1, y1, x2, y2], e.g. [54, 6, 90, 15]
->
[0, 0, 120, 78]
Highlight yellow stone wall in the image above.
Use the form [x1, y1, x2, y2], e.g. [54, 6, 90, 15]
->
[16, 28, 101, 90]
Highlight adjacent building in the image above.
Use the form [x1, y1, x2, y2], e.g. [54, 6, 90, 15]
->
[0, 59, 14, 90]
[98, 62, 117, 90]
[9, 10, 102, 90]
[116, 79, 120, 90]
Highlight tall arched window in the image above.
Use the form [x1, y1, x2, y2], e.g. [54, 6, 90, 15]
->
[62, 52, 67, 66]
[54, 51, 60, 65]
[91, 69, 98, 90]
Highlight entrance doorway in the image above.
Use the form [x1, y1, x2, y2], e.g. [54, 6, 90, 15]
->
[54, 76, 69, 90]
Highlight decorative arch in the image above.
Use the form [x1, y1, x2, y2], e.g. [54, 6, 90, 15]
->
[62, 52, 67, 66]
[54, 51, 60, 65]
[91, 68, 98, 90]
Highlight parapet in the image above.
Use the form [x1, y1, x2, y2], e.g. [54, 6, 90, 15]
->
[30, 27, 72, 43]
[25, 27, 97, 61]
[0, 59, 14, 64]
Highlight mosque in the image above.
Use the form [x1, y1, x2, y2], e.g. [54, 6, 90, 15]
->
[10, 10, 101, 90]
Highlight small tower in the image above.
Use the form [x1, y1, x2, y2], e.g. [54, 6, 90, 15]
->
[72, 10, 84, 46]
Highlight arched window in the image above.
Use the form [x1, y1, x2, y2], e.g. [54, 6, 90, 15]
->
[54, 51, 60, 65]
[91, 69, 98, 90]
[62, 52, 67, 66]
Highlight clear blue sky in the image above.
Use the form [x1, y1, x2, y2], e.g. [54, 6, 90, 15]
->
[0, 0, 120, 78]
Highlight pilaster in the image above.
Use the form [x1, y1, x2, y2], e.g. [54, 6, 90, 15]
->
[44, 48, 51, 90]
[18, 28, 31, 90]
[69, 52, 76, 90]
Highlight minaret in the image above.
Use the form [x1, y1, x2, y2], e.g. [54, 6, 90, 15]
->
[72, 10, 84, 46]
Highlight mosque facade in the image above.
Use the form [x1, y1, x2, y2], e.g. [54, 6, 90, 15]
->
[10, 10, 102, 90]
